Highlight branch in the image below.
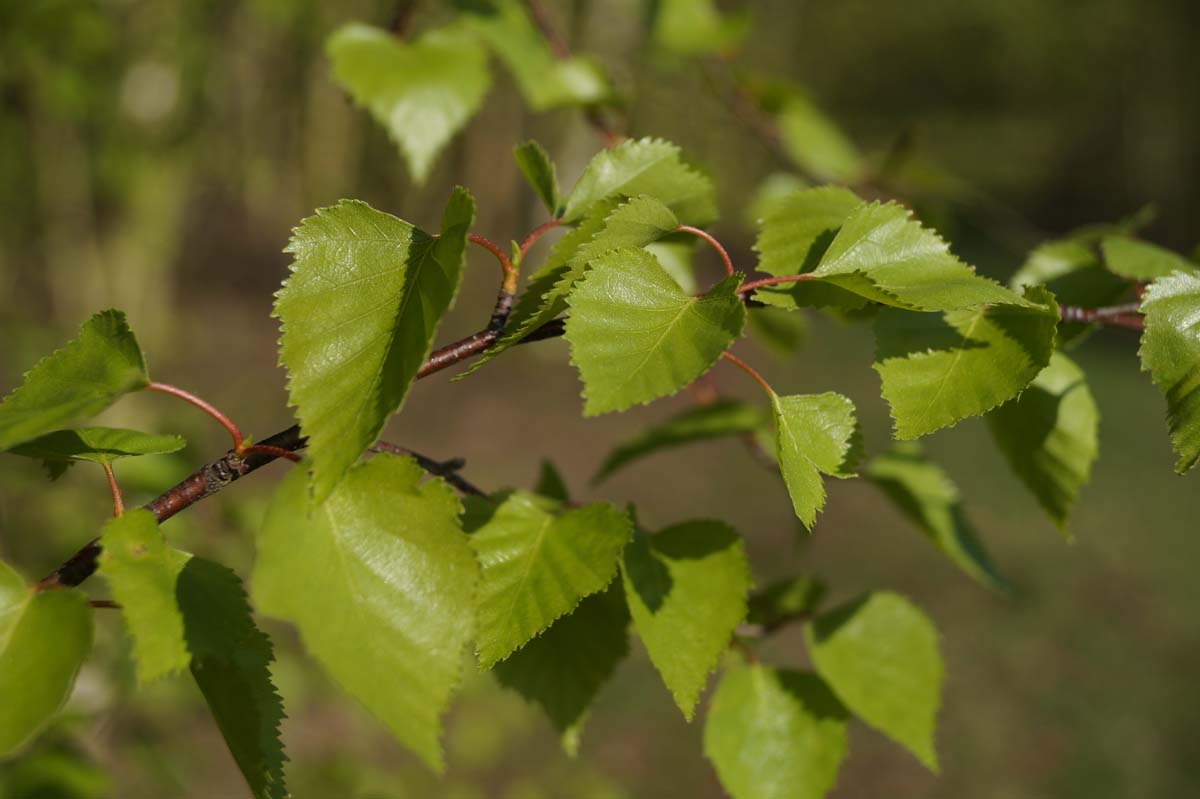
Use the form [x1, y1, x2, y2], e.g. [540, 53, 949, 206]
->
[371, 442, 485, 497]
[1060, 303, 1145, 331]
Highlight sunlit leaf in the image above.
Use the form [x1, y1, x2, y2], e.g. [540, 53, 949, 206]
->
[772, 392, 861, 529]
[1101, 236, 1196, 281]
[653, 0, 748, 56]
[514, 140, 560, 215]
[1139, 271, 1200, 473]
[10, 427, 185, 479]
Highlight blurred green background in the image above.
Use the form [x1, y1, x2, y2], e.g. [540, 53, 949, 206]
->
[1, 0, 1198, 797]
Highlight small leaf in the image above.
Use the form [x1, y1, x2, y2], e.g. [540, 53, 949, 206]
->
[9, 427, 185, 476]
[594, 400, 768, 482]
[0, 560, 93, 756]
[1101, 236, 1197, 281]
[560, 138, 716, 225]
[622, 521, 749, 719]
[177, 559, 287, 799]
[703, 665, 849, 799]
[873, 286, 1060, 439]
[253, 454, 478, 771]
[1012, 233, 1130, 345]
[772, 392, 861, 529]
[746, 576, 826, 629]
[645, 236, 699, 294]
[566, 248, 745, 415]
[986, 352, 1099, 529]
[533, 460, 570, 502]
[98, 509, 191, 683]
[805, 592, 943, 771]
[465, 491, 632, 668]
[866, 445, 1006, 588]
[652, 0, 749, 56]
[0, 310, 149, 451]
[327, 23, 491, 183]
[514, 140, 560, 215]
[454, 0, 608, 110]
[277, 192, 474, 502]
[492, 583, 628, 755]
[1138, 271, 1200, 473]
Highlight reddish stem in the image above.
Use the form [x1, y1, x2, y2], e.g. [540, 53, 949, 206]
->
[677, 225, 734, 277]
[102, 462, 124, 517]
[519, 219, 563, 259]
[739, 273, 815, 295]
[146, 382, 244, 451]
[1060, 304, 1145, 331]
[239, 444, 303, 463]
[90, 599, 122, 610]
[468, 233, 520, 294]
[721, 352, 775, 398]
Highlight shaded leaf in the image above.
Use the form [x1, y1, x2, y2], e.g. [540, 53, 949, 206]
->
[1012, 234, 1130, 345]
[253, 455, 478, 771]
[747, 306, 807, 355]
[566, 248, 745, 415]
[986, 352, 1099, 529]
[746, 575, 827, 629]
[805, 592, 943, 770]
[772, 392, 861, 529]
[622, 522, 749, 719]
[514, 140, 560, 215]
[466, 491, 631, 668]
[533, 460, 570, 502]
[1138, 271, 1200, 473]
[866, 445, 1006, 588]
[1101, 236, 1196, 281]
[10, 428, 185, 479]
[0, 310, 148, 452]
[704, 665, 848, 799]
[653, 0, 748, 56]
[277, 192, 473, 502]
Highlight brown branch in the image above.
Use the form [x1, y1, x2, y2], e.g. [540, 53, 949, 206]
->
[1060, 303, 1145, 331]
[371, 442, 485, 497]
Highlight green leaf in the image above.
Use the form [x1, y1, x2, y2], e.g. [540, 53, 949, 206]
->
[986, 352, 1099, 529]
[9, 427, 185, 478]
[1101, 236, 1197, 281]
[0, 560, 93, 756]
[514, 140, 560, 215]
[177, 559, 287, 799]
[566, 248, 745, 415]
[747, 306, 807, 355]
[327, 23, 491, 183]
[492, 583, 628, 755]
[866, 445, 1006, 588]
[645, 236, 699, 294]
[98, 509, 191, 683]
[277, 192, 474, 503]
[805, 592, 943, 771]
[454, 0, 608, 111]
[1139, 271, 1200, 473]
[465, 491, 632, 668]
[746, 172, 810, 226]
[873, 286, 1059, 439]
[746, 576, 826, 629]
[594, 400, 768, 482]
[533, 460, 570, 502]
[703, 665, 849, 799]
[622, 521, 749, 719]
[0, 310, 149, 452]
[253, 454, 478, 771]
[1011, 234, 1130, 345]
[457, 195, 678, 378]
[560, 138, 716, 225]
[771, 392, 861, 529]
[652, 0, 749, 56]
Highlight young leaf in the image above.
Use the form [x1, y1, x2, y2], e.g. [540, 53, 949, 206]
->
[514, 140, 560, 215]
[465, 491, 631, 668]
[276, 192, 473, 503]
[98, 509, 192, 683]
[9, 427, 185, 478]
[177, 559, 287, 799]
[0, 560, 93, 756]
[873, 286, 1059, 439]
[771, 392, 861, 529]
[805, 592, 943, 771]
[866, 445, 1006, 588]
[703, 665, 849, 799]
[652, 0, 748, 56]
[621, 521, 749, 719]
[0, 310, 149, 451]
[327, 23, 490, 183]
[253, 455, 478, 771]
[533, 460, 570, 502]
[986, 352, 1099, 529]
[1138, 271, 1200, 473]
[560, 138, 716, 225]
[492, 583, 629, 755]
[454, 0, 609, 111]
[594, 400, 768, 482]
[1101, 236, 1197, 281]
[566, 248, 745, 415]
[457, 195, 678, 379]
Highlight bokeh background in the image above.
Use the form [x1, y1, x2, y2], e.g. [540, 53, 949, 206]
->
[2, 1, 1199, 797]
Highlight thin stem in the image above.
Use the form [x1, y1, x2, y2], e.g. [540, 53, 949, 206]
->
[239, 444, 303, 463]
[1060, 304, 1145, 331]
[371, 442, 486, 497]
[101, 462, 124, 517]
[677, 225, 734, 277]
[739, 273, 815, 295]
[519, 219, 563, 258]
[468, 233, 520, 294]
[146, 382, 244, 451]
[90, 599, 121, 610]
[721, 352, 775, 399]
